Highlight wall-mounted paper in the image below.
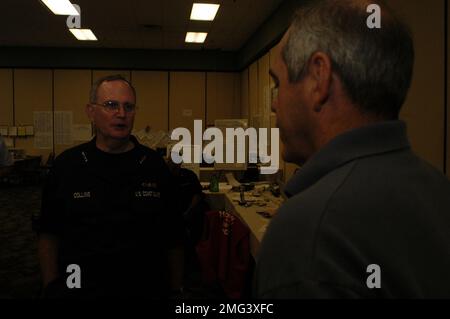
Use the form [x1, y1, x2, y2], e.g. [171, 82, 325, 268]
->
[8, 127, 17, 136]
[34, 111, 53, 149]
[34, 135, 52, 149]
[0, 127, 8, 136]
[17, 127, 26, 136]
[214, 119, 249, 171]
[25, 126, 34, 136]
[55, 111, 73, 145]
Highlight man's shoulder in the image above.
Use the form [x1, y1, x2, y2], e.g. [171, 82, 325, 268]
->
[341, 149, 450, 202]
[53, 141, 92, 165]
[288, 149, 450, 208]
[259, 150, 450, 298]
[278, 160, 358, 220]
[269, 149, 450, 250]
[262, 161, 358, 257]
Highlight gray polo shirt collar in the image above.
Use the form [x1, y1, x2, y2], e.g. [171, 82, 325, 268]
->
[284, 121, 411, 198]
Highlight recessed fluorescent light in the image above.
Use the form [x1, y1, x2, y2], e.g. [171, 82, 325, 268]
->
[190, 3, 220, 21]
[69, 29, 98, 41]
[185, 32, 208, 43]
[41, 0, 79, 15]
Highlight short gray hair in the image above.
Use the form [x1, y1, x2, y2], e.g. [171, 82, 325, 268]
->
[283, 0, 414, 119]
[89, 74, 136, 104]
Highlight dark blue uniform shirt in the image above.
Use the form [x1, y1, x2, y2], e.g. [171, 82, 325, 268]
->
[36, 136, 183, 297]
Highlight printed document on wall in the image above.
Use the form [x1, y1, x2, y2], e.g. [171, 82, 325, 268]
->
[55, 111, 73, 145]
[33, 111, 53, 149]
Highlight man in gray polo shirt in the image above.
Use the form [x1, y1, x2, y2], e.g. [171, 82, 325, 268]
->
[254, 0, 450, 298]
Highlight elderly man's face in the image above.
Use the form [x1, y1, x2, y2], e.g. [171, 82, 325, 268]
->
[270, 32, 316, 164]
[87, 80, 136, 142]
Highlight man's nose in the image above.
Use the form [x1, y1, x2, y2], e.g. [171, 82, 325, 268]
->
[115, 105, 127, 117]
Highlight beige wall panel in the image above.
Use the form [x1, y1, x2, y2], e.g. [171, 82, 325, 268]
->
[132, 71, 169, 133]
[240, 69, 249, 119]
[249, 62, 258, 126]
[206, 72, 240, 126]
[14, 69, 53, 160]
[268, 50, 285, 176]
[92, 70, 130, 83]
[270, 47, 277, 65]
[0, 69, 13, 126]
[270, 112, 284, 178]
[258, 53, 270, 125]
[393, 0, 445, 171]
[233, 73, 241, 120]
[169, 72, 205, 133]
[54, 69, 92, 155]
[54, 70, 91, 109]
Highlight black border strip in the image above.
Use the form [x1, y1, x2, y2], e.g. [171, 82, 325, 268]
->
[445, 0, 448, 175]
[90, 70, 94, 136]
[11, 69, 15, 148]
[204, 72, 207, 126]
[51, 69, 55, 155]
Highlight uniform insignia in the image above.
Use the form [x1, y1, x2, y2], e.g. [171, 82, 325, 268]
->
[141, 181, 157, 188]
[73, 191, 91, 199]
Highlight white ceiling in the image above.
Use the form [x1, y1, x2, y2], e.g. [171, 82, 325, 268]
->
[0, 0, 284, 51]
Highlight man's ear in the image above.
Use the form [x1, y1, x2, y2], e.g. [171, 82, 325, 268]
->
[306, 51, 332, 112]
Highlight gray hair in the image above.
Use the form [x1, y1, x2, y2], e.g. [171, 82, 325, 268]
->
[89, 74, 136, 104]
[282, 0, 414, 119]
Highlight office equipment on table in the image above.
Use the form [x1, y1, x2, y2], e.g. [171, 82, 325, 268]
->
[201, 181, 283, 258]
[239, 185, 247, 206]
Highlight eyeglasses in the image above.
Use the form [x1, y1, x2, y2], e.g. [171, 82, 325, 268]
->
[91, 100, 137, 113]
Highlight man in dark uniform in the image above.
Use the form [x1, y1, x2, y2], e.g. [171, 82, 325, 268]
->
[35, 75, 184, 298]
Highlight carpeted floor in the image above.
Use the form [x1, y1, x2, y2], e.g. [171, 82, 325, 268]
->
[0, 184, 42, 299]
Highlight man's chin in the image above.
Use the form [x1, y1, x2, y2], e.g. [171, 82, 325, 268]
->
[109, 131, 131, 140]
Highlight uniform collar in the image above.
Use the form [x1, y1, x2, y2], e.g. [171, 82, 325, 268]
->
[284, 120, 411, 198]
[87, 135, 142, 153]
[82, 135, 147, 166]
